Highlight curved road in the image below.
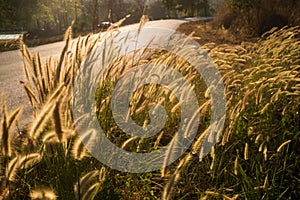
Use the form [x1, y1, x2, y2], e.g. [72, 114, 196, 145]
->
[0, 18, 209, 128]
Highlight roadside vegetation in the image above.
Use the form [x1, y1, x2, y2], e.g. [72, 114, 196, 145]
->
[212, 0, 300, 37]
[0, 0, 148, 52]
[0, 39, 21, 52]
[1, 1, 300, 199]
[0, 0, 212, 52]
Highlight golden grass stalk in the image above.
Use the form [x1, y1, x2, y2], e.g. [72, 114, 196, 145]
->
[204, 190, 221, 197]
[72, 136, 89, 161]
[110, 14, 131, 29]
[254, 175, 269, 190]
[52, 101, 63, 141]
[259, 103, 271, 114]
[6, 153, 41, 181]
[75, 170, 99, 195]
[161, 136, 178, 177]
[75, 167, 106, 200]
[162, 153, 192, 200]
[42, 131, 59, 143]
[29, 84, 65, 139]
[81, 183, 101, 200]
[1, 94, 9, 157]
[1, 94, 22, 157]
[121, 136, 138, 150]
[5, 156, 18, 182]
[20, 81, 40, 110]
[55, 27, 71, 87]
[255, 134, 262, 144]
[28, 100, 54, 139]
[210, 146, 216, 170]
[277, 140, 292, 153]
[263, 146, 268, 161]
[30, 187, 57, 200]
[234, 155, 238, 176]
[153, 131, 165, 150]
[263, 175, 268, 189]
[222, 194, 240, 200]
[241, 89, 255, 112]
[72, 129, 99, 160]
[137, 15, 149, 36]
[192, 126, 210, 155]
[244, 143, 249, 160]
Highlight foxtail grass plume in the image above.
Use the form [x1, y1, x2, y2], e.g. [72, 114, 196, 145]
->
[30, 187, 57, 200]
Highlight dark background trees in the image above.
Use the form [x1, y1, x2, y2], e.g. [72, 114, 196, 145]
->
[1, 0, 298, 39]
[0, 0, 214, 36]
[161, 0, 211, 18]
[213, 0, 300, 36]
[0, 0, 149, 35]
[0, 0, 38, 31]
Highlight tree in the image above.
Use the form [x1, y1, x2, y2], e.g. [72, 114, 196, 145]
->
[0, 0, 38, 31]
[162, 0, 178, 17]
[203, 0, 209, 16]
[145, 0, 168, 20]
[134, 0, 147, 15]
[161, 0, 211, 17]
[32, 0, 76, 32]
[229, 0, 260, 11]
[0, 0, 160, 35]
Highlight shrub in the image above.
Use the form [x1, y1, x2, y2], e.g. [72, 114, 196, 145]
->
[212, 0, 298, 37]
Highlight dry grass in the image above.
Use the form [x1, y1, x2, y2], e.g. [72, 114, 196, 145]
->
[0, 18, 299, 199]
[0, 39, 21, 52]
[164, 25, 299, 199]
[177, 20, 259, 46]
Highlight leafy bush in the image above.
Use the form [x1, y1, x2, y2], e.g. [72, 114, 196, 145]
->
[213, 0, 299, 37]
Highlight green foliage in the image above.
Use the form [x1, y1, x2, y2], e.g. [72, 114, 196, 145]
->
[0, 0, 38, 30]
[0, 0, 151, 37]
[162, 0, 211, 17]
[229, 0, 260, 11]
[145, 1, 168, 20]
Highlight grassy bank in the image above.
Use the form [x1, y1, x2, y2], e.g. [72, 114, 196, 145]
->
[0, 35, 64, 52]
[0, 30, 109, 52]
[0, 20, 299, 200]
[0, 40, 21, 52]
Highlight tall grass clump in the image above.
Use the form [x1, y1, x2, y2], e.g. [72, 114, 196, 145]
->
[0, 26, 109, 199]
[161, 26, 300, 199]
[0, 16, 299, 200]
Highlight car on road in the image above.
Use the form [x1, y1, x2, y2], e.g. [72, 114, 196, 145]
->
[98, 22, 118, 30]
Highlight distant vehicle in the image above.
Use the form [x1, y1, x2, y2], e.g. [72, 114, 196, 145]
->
[98, 22, 118, 30]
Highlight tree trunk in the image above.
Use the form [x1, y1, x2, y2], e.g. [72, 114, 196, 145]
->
[203, 0, 209, 17]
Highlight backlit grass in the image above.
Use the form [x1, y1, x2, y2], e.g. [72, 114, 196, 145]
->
[0, 19, 299, 199]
